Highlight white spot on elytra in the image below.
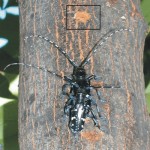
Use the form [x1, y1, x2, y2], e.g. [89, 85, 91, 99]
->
[71, 117, 76, 120]
[78, 105, 84, 120]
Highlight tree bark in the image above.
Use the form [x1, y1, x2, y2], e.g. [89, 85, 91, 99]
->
[19, 0, 150, 149]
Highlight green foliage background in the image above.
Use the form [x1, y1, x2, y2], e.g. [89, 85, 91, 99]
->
[0, 0, 150, 149]
[141, 0, 150, 112]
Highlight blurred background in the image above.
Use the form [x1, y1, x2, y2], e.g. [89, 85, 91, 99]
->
[0, 0, 149, 149]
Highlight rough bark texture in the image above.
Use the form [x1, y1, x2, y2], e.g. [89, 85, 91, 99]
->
[19, 0, 150, 149]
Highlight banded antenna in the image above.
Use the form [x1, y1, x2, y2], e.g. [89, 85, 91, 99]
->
[79, 28, 132, 67]
[4, 63, 64, 80]
[24, 35, 78, 67]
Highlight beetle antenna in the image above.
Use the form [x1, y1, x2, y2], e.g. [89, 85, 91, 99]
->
[4, 62, 64, 79]
[24, 35, 78, 67]
[79, 28, 132, 67]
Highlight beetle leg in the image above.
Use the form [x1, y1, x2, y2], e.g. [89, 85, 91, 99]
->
[86, 95, 101, 117]
[64, 96, 75, 115]
[62, 83, 72, 96]
[91, 83, 120, 88]
[86, 75, 102, 81]
[90, 109, 100, 128]
[94, 88, 107, 103]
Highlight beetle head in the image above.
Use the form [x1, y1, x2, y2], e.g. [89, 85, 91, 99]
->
[73, 67, 86, 80]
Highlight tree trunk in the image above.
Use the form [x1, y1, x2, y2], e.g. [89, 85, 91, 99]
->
[19, 0, 150, 149]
